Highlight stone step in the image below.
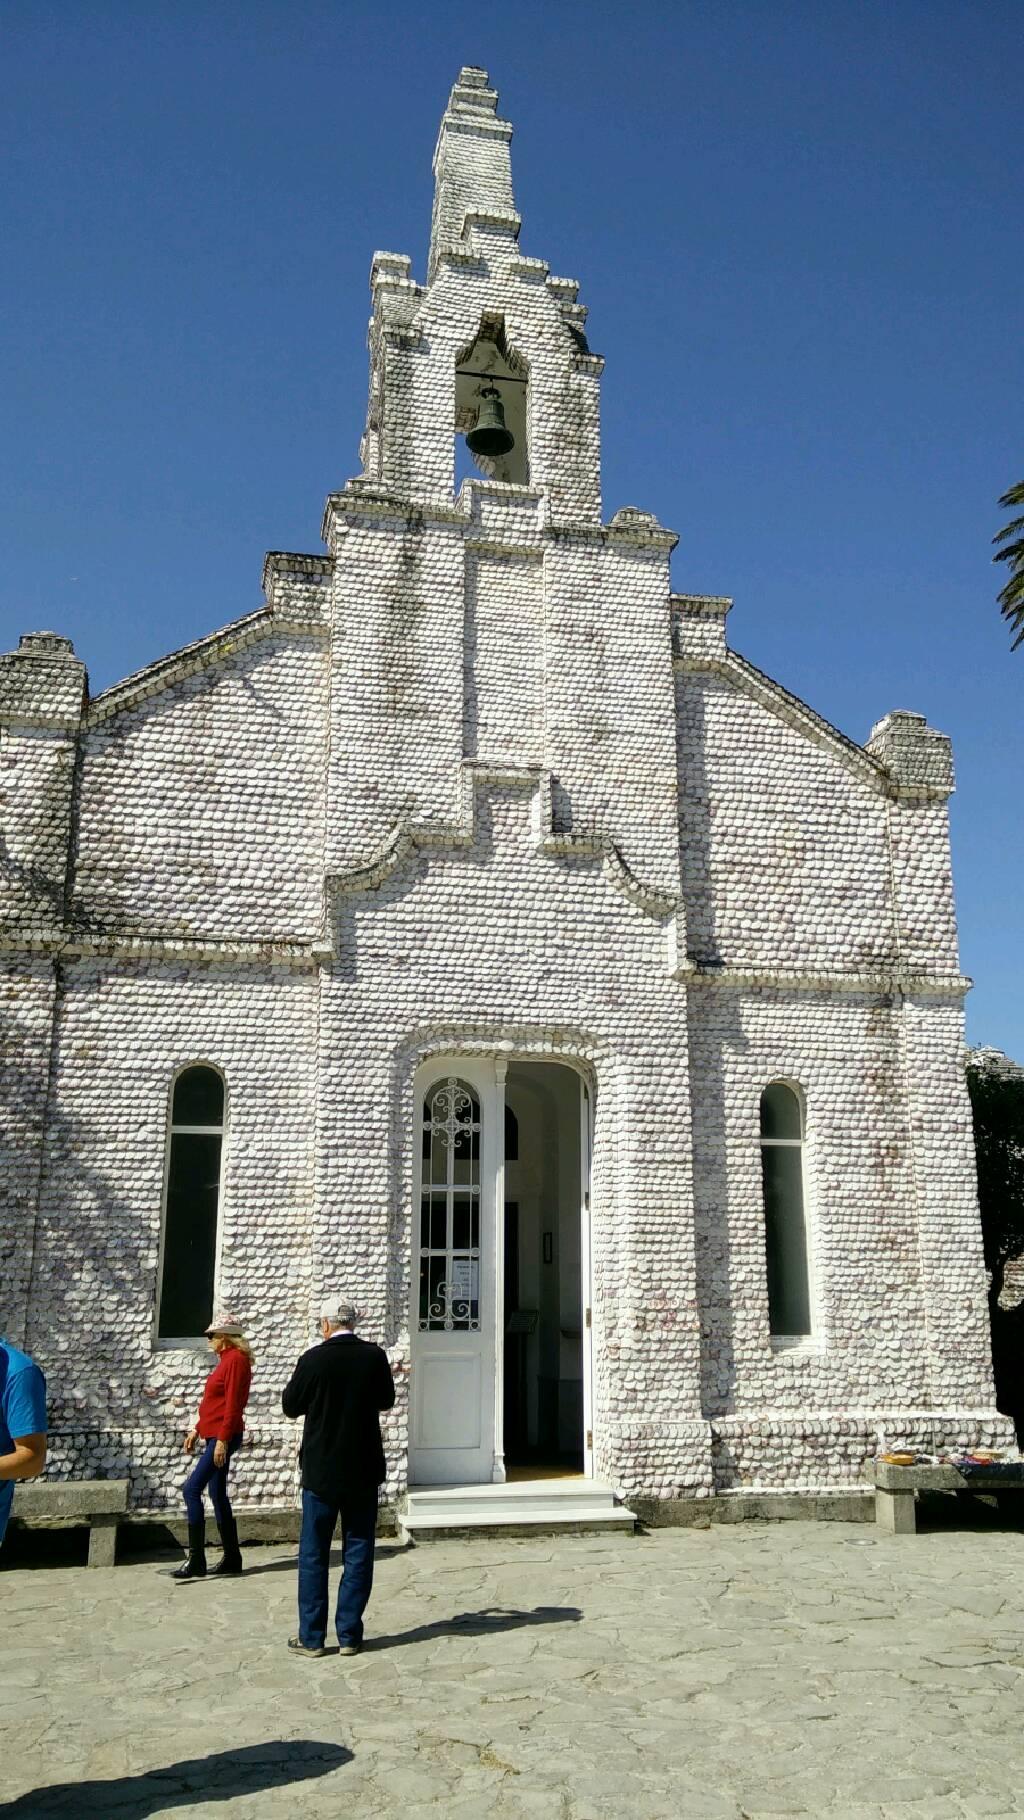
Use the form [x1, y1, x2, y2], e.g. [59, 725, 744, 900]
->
[400, 1477, 637, 1540]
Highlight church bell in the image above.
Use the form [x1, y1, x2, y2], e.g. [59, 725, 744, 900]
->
[466, 384, 515, 459]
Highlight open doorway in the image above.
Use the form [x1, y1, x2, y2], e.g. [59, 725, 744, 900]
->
[502, 1061, 584, 1477]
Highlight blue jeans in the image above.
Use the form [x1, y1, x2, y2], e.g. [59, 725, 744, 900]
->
[298, 1487, 379, 1649]
[183, 1435, 241, 1526]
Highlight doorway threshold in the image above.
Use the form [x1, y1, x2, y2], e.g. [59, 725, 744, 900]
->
[505, 1463, 584, 1483]
[399, 1477, 637, 1542]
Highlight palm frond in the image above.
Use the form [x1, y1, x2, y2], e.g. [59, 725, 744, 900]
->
[995, 484, 1024, 645]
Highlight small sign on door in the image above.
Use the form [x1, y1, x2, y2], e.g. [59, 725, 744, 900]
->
[449, 1256, 478, 1307]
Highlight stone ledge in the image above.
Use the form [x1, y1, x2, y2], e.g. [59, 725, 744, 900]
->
[867, 1462, 1024, 1492]
[16, 1478, 128, 1517]
[632, 1491, 874, 1528]
[8, 1503, 400, 1549]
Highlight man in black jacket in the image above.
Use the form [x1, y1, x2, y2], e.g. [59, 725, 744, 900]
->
[282, 1300, 396, 1657]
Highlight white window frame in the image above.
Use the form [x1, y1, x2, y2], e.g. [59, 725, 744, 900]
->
[760, 1080, 823, 1354]
[417, 1076, 483, 1334]
[153, 1061, 229, 1352]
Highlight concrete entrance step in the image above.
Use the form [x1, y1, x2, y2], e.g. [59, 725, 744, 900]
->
[400, 1477, 637, 1541]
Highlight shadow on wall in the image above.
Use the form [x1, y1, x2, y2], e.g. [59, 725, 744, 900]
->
[1, 984, 214, 1511]
[0, 1740, 353, 1818]
[679, 679, 749, 1436]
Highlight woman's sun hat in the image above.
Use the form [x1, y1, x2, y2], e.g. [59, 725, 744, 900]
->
[204, 1312, 245, 1338]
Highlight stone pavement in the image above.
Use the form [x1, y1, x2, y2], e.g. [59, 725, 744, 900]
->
[2, 1518, 1024, 1818]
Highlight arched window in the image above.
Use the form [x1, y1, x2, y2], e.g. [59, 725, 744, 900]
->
[504, 1103, 519, 1162]
[759, 1083, 811, 1339]
[419, 1077, 481, 1331]
[157, 1065, 225, 1340]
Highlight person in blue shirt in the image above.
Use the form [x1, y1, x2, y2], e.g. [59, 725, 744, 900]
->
[0, 1338, 48, 1546]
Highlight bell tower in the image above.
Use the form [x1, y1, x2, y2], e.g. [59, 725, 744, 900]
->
[354, 66, 604, 519]
[322, 68, 681, 913]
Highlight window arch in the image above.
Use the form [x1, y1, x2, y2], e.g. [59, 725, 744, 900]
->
[419, 1077, 481, 1331]
[759, 1082, 812, 1339]
[157, 1064, 226, 1341]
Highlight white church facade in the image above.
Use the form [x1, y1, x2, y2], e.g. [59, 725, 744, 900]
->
[0, 69, 1008, 1515]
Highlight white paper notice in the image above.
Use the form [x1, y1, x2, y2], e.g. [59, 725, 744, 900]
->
[449, 1257, 478, 1305]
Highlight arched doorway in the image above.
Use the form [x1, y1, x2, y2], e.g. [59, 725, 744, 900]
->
[408, 1055, 593, 1486]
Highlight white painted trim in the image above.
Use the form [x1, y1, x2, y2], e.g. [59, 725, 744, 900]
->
[407, 1047, 596, 1487]
[492, 1056, 508, 1483]
[409, 1056, 498, 1485]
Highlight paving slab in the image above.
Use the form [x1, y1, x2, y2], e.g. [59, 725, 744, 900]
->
[3, 1522, 1024, 1815]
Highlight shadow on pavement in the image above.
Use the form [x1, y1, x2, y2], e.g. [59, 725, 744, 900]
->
[365, 1603, 582, 1649]
[239, 1542, 410, 1576]
[917, 1491, 1024, 1532]
[0, 1740, 352, 1817]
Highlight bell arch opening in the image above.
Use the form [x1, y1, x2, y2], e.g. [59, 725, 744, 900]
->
[454, 313, 530, 488]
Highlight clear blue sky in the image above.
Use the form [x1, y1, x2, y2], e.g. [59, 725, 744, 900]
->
[3, 2, 1022, 1053]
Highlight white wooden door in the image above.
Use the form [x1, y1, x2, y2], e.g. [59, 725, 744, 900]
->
[409, 1059, 498, 1484]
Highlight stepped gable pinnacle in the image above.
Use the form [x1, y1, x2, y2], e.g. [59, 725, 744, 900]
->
[428, 67, 518, 282]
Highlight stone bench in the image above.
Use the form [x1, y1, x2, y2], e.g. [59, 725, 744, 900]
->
[11, 1479, 129, 1566]
[866, 1461, 1024, 1534]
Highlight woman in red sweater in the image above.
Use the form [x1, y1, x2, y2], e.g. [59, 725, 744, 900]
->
[173, 1313, 253, 1583]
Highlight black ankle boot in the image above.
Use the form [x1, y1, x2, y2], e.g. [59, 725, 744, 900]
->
[209, 1514, 243, 1577]
[172, 1521, 207, 1581]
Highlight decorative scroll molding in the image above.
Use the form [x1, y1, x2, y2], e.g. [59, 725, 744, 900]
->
[327, 761, 681, 921]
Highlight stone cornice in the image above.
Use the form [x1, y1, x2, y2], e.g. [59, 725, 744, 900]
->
[0, 931, 970, 998]
[673, 959, 970, 998]
[441, 113, 513, 144]
[435, 246, 486, 273]
[460, 206, 521, 234]
[508, 255, 549, 280]
[0, 934, 329, 969]
[323, 486, 676, 554]
[571, 353, 606, 379]
[676, 647, 893, 796]
[86, 604, 329, 728]
[260, 551, 334, 591]
[672, 593, 732, 620]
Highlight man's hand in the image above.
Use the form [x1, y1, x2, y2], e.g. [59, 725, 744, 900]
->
[213, 1440, 227, 1467]
[0, 1434, 46, 1482]
[183, 1429, 198, 1454]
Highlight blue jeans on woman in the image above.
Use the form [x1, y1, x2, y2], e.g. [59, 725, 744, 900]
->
[297, 1487, 379, 1649]
[183, 1434, 241, 1526]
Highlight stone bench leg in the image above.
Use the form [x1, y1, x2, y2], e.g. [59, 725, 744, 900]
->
[875, 1488, 916, 1535]
[87, 1517, 118, 1568]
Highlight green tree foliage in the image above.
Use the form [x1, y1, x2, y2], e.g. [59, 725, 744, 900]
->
[994, 481, 1024, 650]
[967, 1057, 1024, 1292]
[967, 1054, 1024, 1434]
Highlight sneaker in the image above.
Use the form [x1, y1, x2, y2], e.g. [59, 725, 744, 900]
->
[287, 1636, 327, 1658]
[337, 1642, 362, 1656]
